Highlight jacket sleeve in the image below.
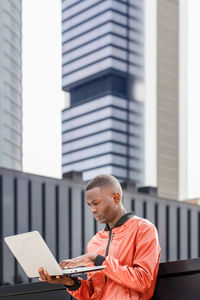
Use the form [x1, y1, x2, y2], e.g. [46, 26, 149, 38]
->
[66, 275, 94, 300]
[100, 222, 161, 293]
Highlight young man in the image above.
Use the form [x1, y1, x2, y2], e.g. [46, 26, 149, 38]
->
[39, 174, 161, 299]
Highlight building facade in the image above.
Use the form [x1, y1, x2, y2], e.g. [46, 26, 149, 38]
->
[0, 0, 22, 170]
[0, 167, 200, 285]
[61, 0, 145, 185]
[157, 0, 187, 200]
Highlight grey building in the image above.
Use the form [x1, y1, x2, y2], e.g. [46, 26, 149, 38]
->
[157, 0, 187, 200]
[0, 0, 22, 170]
[0, 167, 200, 286]
[61, 0, 145, 185]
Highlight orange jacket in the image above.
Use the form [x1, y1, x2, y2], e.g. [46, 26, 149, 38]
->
[67, 212, 161, 300]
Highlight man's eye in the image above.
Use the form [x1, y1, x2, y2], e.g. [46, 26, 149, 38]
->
[87, 202, 99, 206]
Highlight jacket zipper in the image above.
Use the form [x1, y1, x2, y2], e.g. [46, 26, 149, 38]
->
[99, 229, 112, 300]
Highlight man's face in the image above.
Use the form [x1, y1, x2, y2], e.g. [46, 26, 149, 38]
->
[86, 187, 119, 224]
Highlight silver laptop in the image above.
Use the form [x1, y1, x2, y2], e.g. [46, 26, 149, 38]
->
[4, 231, 105, 278]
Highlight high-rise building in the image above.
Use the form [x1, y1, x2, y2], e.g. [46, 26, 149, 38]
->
[0, 0, 22, 170]
[157, 0, 187, 200]
[61, 0, 145, 184]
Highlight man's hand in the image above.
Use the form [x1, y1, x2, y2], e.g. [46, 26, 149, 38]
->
[60, 253, 97, 269]
[38, 267, 74, 286]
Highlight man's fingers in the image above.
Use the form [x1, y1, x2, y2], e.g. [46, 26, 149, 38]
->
[38, 268, 48, 281]
[38, 268, 54, 283]
[44, 270, 52, 281]
[60, 261, 77, 269]
[60, 256, 82, 267]
[59, 254, 91, 269]
[59, 260, 71, 268]
[63, 261, 82, 268]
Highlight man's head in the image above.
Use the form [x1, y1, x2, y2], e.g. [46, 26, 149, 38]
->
[85, 174, 123, 224]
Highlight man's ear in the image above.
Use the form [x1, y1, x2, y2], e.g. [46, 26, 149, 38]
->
[113, 192, 120, 204]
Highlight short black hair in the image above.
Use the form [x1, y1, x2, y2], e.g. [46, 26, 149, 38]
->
[86, 174, 122, 195]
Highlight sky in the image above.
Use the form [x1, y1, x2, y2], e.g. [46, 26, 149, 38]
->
[23, 0, 64, 179]
[22, 0, 200, 199]
[187, 2, 200, 197]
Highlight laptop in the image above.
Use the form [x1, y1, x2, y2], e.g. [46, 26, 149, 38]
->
[4, 231, 105, 278]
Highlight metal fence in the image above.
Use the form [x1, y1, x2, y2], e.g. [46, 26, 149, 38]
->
[0, 168, 200, 286]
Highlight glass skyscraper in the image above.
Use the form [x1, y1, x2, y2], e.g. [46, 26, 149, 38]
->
[0, 0, 22, 170]
[61, 0, 144, 184]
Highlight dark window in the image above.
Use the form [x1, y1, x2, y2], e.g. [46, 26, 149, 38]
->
[187, 210, 191, 259]
[70, 73, 128, 105]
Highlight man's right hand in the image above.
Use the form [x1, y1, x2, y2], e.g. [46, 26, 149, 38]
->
[38, 267, 74, 286]
[59, 253, 97, 269]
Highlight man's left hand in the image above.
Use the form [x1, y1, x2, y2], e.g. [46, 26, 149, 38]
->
[60, 253, 97, 269]
[38, 267, 75, 286]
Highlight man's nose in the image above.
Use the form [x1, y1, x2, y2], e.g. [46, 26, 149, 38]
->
[90, 206, 97, 213]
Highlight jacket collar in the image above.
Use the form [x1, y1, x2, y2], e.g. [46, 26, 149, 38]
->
[104, 211, 135, 231]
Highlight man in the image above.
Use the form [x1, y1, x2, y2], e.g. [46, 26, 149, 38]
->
[39, 174, 161, 299]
